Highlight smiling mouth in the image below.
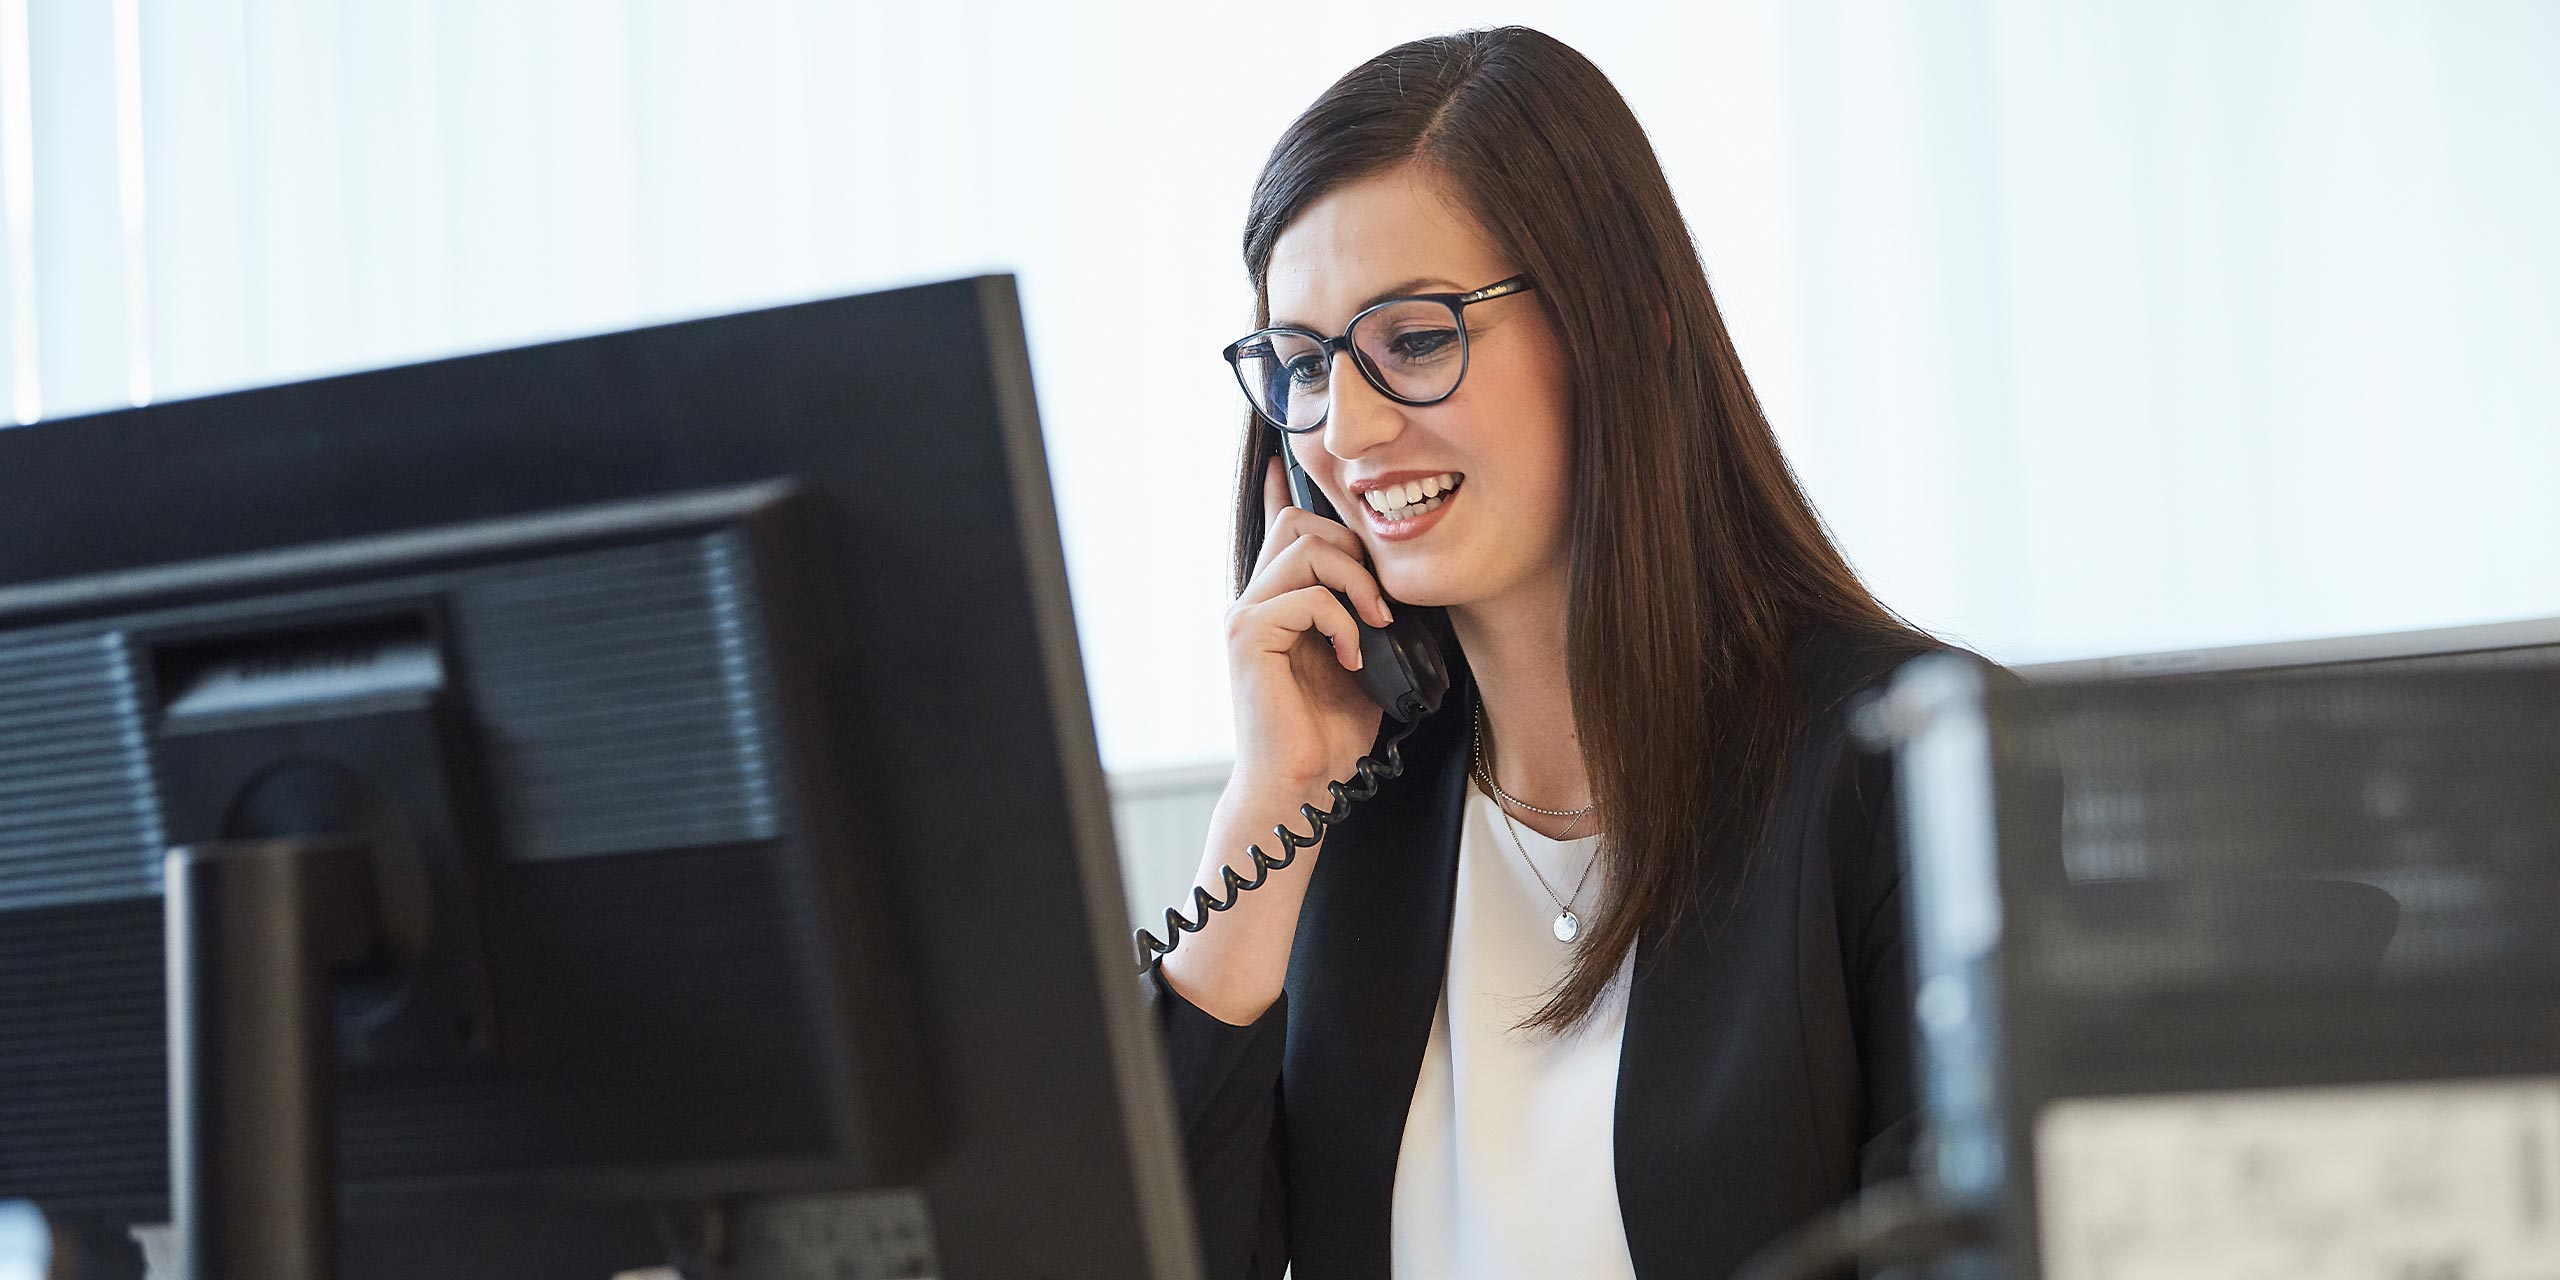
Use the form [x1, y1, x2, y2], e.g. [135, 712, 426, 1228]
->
[1360, 472, 1463, 522]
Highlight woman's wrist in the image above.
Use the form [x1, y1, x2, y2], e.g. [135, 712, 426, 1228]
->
[1219, 768, 1342, 834]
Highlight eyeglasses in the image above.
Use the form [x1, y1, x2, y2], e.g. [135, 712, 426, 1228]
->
[1222, 275, 1536, 433]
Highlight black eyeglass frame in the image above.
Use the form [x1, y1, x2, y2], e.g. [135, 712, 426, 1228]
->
[1221, 275, 1538, 433]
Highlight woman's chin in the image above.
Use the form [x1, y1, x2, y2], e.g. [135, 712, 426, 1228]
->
[1373, 568, 1471, 611]
[1373, 546, 1567, 617]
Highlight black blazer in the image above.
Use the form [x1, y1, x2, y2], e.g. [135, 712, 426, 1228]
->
[1146, 627, 1936, 1278]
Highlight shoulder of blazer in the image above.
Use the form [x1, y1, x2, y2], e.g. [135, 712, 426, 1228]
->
[1784, 623, 1952, 726]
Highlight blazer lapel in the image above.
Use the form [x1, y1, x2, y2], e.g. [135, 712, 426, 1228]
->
[1279, 665, 1476, 1272]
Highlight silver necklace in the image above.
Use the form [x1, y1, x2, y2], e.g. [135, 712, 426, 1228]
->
[1475, 756, 1593, 840]
[1471, 705, 1596, 820]
[1472, 705, 1601, 942]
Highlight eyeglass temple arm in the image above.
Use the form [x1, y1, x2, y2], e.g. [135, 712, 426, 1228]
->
[1456, 277, 1534, 305]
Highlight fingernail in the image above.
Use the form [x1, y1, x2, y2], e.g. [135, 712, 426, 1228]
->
[1375, 601, 1394, 626]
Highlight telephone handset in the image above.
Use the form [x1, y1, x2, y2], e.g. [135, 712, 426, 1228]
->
[1130, 439, 1450, 970]
[1281, 447, 1451, 724]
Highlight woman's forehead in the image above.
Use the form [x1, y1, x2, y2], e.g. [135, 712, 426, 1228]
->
[1265, 166, 1507, 328]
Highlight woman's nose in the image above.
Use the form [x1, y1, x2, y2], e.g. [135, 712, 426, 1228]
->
[1321, 348, 1404, 461]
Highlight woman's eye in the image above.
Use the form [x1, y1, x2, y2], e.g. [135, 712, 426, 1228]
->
[1385, 328, 1459, 362]
[1283, 354, 1329, 385]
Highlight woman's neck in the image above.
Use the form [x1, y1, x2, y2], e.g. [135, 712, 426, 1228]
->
[1447, 568, 1593, 836]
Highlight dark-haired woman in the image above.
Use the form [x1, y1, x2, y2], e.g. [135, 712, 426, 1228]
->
[1148, 26, 1951, 1279]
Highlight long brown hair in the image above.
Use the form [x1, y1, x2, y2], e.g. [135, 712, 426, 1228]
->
[1231, 27, 1927, 1031]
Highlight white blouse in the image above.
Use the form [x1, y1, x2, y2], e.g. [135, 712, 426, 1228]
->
[1389, 788, 1641, 1278]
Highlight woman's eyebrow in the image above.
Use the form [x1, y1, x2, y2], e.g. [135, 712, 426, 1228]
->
[1272, 276, 1462, 329]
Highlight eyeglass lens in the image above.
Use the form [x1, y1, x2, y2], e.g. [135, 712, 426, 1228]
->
[1234, 298, 1468, 430]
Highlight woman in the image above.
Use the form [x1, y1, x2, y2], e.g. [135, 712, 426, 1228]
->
[1147, 26, 1948, 1279]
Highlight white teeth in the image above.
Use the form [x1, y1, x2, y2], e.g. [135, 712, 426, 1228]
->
[1359, 474, 1462, 521]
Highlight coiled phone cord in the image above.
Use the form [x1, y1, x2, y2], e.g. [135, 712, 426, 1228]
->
[1132, 714, 1426, 972]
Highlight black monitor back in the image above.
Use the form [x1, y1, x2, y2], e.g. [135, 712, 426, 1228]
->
[1877, 655, 2560, 1278]
[0, 276, 1197, 1279]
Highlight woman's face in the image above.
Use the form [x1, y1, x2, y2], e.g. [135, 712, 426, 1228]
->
[1263, 163, 1576, 613]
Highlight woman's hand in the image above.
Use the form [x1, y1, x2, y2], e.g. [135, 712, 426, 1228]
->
[1226, 454, 1394, 799]
[1162, 453, 1395, 1023]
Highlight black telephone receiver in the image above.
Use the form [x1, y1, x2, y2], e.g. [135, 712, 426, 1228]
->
[1280, 442, 1450, 724]
[1129, 441, 1450, 969]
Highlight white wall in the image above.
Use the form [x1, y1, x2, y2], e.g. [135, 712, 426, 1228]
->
[4, 0, 2554, 773]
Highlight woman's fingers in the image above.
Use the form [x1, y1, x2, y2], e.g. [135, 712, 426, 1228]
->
[1289, 538, 1393, 627]
[1233, 583, 1365, 671]
[1260, 454, 1289, 551]
[1255, 454, 1367, 575]
[1254, 455, 1292, 576]
[1239, 528, 1392, 627]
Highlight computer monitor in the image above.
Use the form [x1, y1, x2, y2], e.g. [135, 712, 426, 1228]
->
[0, 277, 1199, 1280]
[1873, 654, 2560, 1279]
[2021, 614, 2560, 681]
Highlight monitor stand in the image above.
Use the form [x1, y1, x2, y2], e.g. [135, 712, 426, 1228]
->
[164, 838, 379, 1280]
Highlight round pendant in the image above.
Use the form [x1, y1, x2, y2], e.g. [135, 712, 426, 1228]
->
[1553, 911, 1580, 943]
